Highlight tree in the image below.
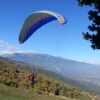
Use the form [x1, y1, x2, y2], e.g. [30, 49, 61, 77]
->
[77, 0, 100, 50]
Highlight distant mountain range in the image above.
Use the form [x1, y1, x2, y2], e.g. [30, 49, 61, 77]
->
[1, 52, 100, 87]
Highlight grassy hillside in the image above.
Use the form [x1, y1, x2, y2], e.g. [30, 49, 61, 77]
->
[0, 84, 76, 100]
[1, 57, 100, 95]
[0, 60, 95, 100]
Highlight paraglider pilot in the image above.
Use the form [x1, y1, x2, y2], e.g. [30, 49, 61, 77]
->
[29, 73, 37, 85]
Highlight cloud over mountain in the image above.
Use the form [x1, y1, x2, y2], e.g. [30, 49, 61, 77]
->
[0, 40, 20, 54]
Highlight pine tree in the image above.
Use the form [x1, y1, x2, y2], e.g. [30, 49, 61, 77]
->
[77, 0, 100, 50]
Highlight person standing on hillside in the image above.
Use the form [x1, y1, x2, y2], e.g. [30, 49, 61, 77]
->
[29, 73, 37, 85]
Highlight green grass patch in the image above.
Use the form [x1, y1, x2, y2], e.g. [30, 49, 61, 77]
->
[0, 84, 74, 100]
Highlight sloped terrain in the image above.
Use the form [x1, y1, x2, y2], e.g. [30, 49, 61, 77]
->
[0, 59, 95, 100]
[0, 56, 100, 95]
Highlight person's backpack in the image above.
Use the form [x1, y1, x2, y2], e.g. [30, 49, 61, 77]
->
[29, 75, 34, 81]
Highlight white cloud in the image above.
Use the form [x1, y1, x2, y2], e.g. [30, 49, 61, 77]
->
[17, 50, 41, 54]
[0, 40, 20, 54]
[0, 51, 14, 55]
[0, 40, 8, 46]
[7, 45, 20, 51]
[0, 40, 41, 55]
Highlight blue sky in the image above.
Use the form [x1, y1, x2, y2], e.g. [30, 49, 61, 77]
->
[0, 0, 100, 64]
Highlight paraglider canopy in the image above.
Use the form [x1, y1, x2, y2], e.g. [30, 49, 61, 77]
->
[19, 10, 67, 44]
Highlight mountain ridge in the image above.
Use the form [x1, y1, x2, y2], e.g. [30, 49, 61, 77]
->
[0, 52, 100, 88]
